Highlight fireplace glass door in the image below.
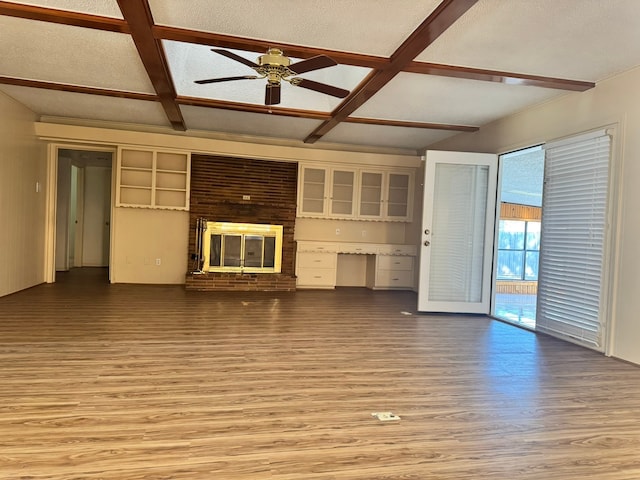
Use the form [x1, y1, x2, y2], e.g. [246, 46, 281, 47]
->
[202, 222, 283, 273]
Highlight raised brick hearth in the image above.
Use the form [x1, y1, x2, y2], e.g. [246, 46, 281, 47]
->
[186, 154, 297, 291]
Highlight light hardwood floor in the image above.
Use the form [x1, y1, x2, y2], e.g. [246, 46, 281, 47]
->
[1, 268, 640, 479]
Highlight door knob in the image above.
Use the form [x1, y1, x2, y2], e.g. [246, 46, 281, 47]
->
[424, 229, 430, 235]
[424, 240, 430, 246]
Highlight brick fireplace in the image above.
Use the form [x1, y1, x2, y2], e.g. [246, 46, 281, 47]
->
[185, 154, 298, 291]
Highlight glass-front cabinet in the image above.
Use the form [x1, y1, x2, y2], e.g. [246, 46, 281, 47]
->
[298, 163, 414, 221]
[298, 165, 357, 218]
[359, 170, 413, 221]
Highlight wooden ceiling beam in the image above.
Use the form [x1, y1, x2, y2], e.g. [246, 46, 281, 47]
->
[0, 76, 157, 101]
[0, 1, 129, 32]
[116, 0, 185, 130]
[345, 116, 479, 132]
[304, 0, 479, 143]
[405, 61, 595, 91]
[177, 96, 331, 120]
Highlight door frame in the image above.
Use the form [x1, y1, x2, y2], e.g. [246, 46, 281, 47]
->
[45, 143, 117, 283]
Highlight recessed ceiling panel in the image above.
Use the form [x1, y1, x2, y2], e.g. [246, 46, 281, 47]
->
[165, 41, 370, 112]
[320, 122, 457, 151]
[2, 0, 123, 18]
[182, 105, 322, 141]
[0, 16, 154, 93]
[150, 0, 441, 56]
[416, 0, 640, 82]
[353, 72, 564, 127]
[0, 85, 170, 126]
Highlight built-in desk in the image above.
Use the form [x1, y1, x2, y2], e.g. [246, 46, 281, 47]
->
[295, 241, 417, 290]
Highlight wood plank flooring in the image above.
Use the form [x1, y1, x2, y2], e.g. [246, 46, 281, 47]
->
[1, 268, 640, 479]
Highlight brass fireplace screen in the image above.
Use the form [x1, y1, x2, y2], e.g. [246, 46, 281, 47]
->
[200, 221, 283, 273]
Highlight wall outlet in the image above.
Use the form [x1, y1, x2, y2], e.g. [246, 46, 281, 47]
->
[335, 228, 341, 235]
[242, 195, 250, 200]
[155, 258, 161, 266]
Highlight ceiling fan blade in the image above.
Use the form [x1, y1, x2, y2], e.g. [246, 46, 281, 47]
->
[195, 75, 258, 84]
[211, 49, 259, 69]
[294, 78, 349, 98]
[289, 55, 337, 75]
[265, 83, 281, 105]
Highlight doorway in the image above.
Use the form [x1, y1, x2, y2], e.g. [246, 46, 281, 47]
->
[492, 146, 544, 329]
[52, 147, 114, 281]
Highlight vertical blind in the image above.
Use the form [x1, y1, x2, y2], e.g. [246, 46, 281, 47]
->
[537, 130, 611, 349]
[429, 163, 489, 302]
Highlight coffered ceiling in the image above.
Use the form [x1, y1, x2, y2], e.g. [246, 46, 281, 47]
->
[1, 0, 639, 154]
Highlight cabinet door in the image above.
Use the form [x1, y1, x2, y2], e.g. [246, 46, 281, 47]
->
[299, 166, 328, 216]
[384, 172, 413, 221]
[358, 171, 384, 218]
[329, 169, 356, 218]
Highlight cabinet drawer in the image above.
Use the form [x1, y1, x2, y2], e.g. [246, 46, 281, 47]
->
[296, 268, 336, 286]
[376, 269, 414, 288]
[377, 255, 413, 270]
[377, 244, 417, 255]
[297, 252, 337, 269]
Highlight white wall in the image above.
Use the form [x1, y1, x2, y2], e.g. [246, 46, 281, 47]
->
[429, 65, 640, 365]
[0, 92, 46, 297]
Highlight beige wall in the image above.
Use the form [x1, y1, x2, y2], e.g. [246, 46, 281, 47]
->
[111, 208, 190, 284]
[430, 65, 640, 365]
[0, 92, 46, 297]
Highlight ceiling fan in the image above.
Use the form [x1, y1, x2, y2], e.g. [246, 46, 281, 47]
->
[195, 48, 350, 106]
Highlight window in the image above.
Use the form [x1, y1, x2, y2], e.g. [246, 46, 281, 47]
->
[496, 220, 540, 281]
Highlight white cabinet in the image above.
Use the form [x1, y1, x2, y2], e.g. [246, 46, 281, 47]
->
[295, 242, 338, 289]
[116, 147, 190, 210]
[299, 166, 326, 216]
[386, 172, 412, 220]
[357, 170, 413, 221]
[296, 241, 416, 290]
[367, 255, 415, 290]
[298, 163, 414, 222]
[298, 166, 357, 218]
[358, 171, 384, 218]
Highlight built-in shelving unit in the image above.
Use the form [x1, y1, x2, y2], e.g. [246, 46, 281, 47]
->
[116, 147, 190, 210]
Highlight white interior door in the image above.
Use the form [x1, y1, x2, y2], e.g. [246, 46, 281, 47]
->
[418, 150, 498, 313]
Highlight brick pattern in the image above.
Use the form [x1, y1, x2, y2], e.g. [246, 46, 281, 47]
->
[186, 155, 298, 291]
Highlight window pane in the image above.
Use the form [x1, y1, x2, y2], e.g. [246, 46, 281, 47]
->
[498, 220, 525, 249]
[496, 250, 524, 280]
[525, 251, 540, 280]
[223, 235, 241, 267]
[244, 235, 263, 267]
[209, 234, 222, 267]
[264, 237, 276, 268]
[526, 221, 541, 250]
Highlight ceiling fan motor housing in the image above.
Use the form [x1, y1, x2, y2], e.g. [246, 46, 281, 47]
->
[258, 48, 291, 67]
[258, 48, 292, 84]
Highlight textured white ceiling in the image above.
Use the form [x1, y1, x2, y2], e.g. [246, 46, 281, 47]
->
[149, 0, 442, 56]
[320, 122, 457, 150]
[2, 0, 640, 153]
[182, 105, 322, 140]
[165, 41, 371, 112]
[354, 73, 564, 126]
[0, 16, 155, 93]
[1, 0, 123, 18]
[0, 85, 170, 126]
[417, 0, 640, 82]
